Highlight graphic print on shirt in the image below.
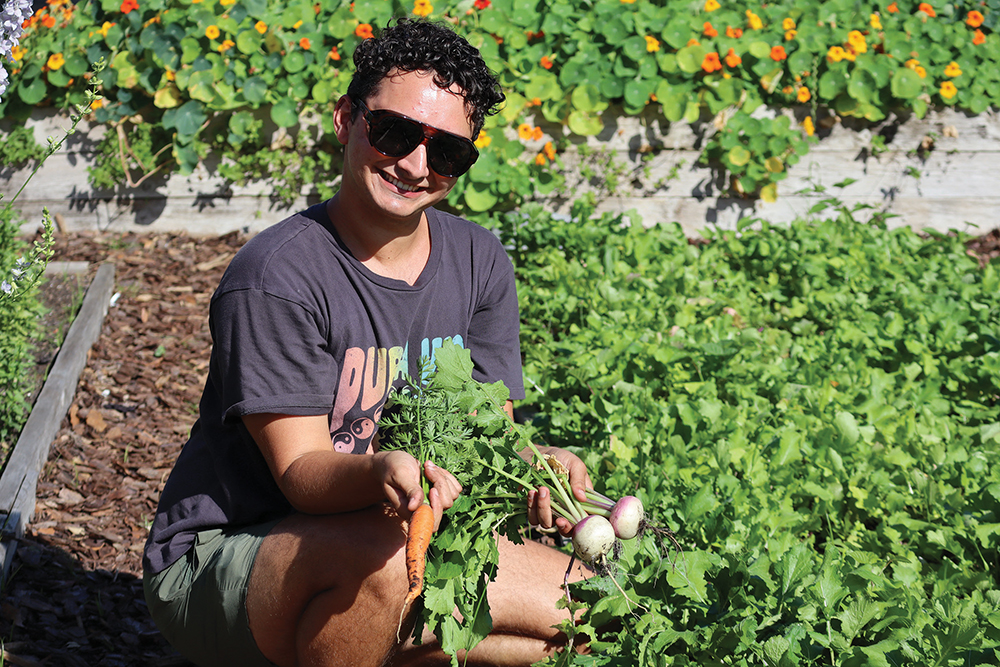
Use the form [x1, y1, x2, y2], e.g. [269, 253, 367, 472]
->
[329, 335, 464, 453]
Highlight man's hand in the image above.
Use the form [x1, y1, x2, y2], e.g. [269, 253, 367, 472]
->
[373, 451, 462, 531]
[525, 445, 592, 536]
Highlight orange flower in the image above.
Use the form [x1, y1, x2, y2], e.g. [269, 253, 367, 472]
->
[517, 124, 533, 140]
[329, 46, 341, 60]
[205, 25, 220, 39]
[726, 25, 743, 38]
[797, 86, 810, 102]
[940, 81, 957, 99]
[540, 55, 553, 69]
[915, 66, 926, 78]
[966, 10, 984, 27]
[702, 52, 723, 73]
[973, 29, 986, 45]
[299, 37, 311, 49]
[887, 2, 898, 12]
[724, 47, 741, 67]
[41, 13, 56, 27]
[534, 153, 547, 166]
[704, 22, 718, 37]
[355, 23, 373, 38]
[120, 0, 138, 14]
[543, 141, 556, 160]
[474, 0, 490, 8]
[770, 45, 787, 61]
[46, 52, 65, 69]
[918, 3, 935, 17]
[687, 38, 700, 47]
[255, 20, 267, 34]
[532, 126, 543, 141]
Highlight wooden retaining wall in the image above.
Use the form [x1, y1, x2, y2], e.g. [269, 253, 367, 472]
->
[3, 106, 999, 238]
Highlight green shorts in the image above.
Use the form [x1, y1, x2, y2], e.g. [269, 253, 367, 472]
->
[143, 519, 283, 667]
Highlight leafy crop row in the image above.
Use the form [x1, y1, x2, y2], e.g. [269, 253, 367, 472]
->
[502, 198, 1000, 665]
[4, 0, 999, 216]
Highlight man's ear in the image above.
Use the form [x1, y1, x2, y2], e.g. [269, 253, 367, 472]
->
[332, 95, 354, 145]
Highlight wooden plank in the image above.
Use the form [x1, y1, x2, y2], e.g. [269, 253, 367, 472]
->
[0, 263, 116, 583]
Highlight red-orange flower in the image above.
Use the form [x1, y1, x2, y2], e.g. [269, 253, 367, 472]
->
[918, 3, 935, 17]
[329, 46, 341, 60]
[704, 22, 718, 37]
[474, 0, 490, 8]
[973, 29, 986, 45]
[540, 55, 553, 69]
[41, 13, 56, 27]
[355, 23, 373, 38]
[120, 0, 138, 13]
[702, 52, 722, 73]
[887, 2, 898, 12]
[299, 37, 310, 49]
[966, 10, 984, 27]
[770, 45, 787, 61]
[724, 48, 741, 67]
[726, 25, 743, 38]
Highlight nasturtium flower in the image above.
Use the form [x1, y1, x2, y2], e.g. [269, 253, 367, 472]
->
[871, 13, 882, 29]
[540, 55, 553, 68]
[940, 80, 957, 99]
[827, 46, 847, 62]
[534, 152, 547, 165]
[299, 37, 310, 49]
[803, 116, 815, 136]
[782, 18, 795, 30]
[797, 86, 811, 102]
[726, 26, 742, 38]
[329, 46, 341, 60]
[205, 25, 220, 39]
[645, 35, 660, 52]
[473, 0, 490, 8]
[848, 30, 867, 53]
[218, 39, 234, 52]
[120, 0, 138, 13]
[293, 20, 303, 29]
[531, 126, 543, 141]
[746, 10, 763, 30]
[973, 29, 986, 45]
[705, 0, 720, 11]
[701, 52, 722, 72]
[703, 22, 718, 37]
[474, 133, 491, 149]
[918, 3, 935, 17]
[915, 66, 926, 78]
[620, 0, 637, 3]
[46, 52, 64, 69]
[165, 69, 175, 80]
[905, 58, 919, 69]
[220, 0, 235, 6]
[944, 61, 962, 77]
[413, 0, 432, 17]
[517, 123, 533, 140]
[543, 141, 556, 160]
[770, 45, 787, 60]
[966, 10, 984, 27]
[887, 2, 898, 12]
[254, 20, 266, 33]
[687, 38, 700, 46]
[41, 13, 56, 27]
[355, 23, 373, 38]
[724, 48, 741, 67]
[782, 85, 794, 95]
[785, 30, 796, 40]
[10, 45, 25, 61]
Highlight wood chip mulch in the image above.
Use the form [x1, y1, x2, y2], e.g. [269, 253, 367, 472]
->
[0, 223, 998, 667]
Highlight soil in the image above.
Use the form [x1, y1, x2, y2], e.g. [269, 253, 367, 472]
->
[0, 224, 998, 667]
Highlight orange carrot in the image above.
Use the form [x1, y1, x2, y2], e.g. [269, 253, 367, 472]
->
[397, 502, 434, 640]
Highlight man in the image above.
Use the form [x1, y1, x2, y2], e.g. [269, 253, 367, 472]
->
[143, 18, 592, 667]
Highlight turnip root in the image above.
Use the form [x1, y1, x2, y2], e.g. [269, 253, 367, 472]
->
[608, 495, 644, 540]
[572, 514, 617, 565]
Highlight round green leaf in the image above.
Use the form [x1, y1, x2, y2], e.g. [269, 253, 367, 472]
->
[567, 109, 604, 136]
[63, 53, 90, 77]
[890, 68, 923, 100]
[174, 100, 207, 137]
[17, 78, 47, 105]
[270, 98, 299, 127]
[283, 51, 306, 74]
[463, 181, 499, 212]
[47, 68, 71, 88]
[237, 30, 262, 55]
[728, 145, 751, 167]
[570, 83, 604, 112]
[676, 44, 706, 74]
[242, 76, 268, 104]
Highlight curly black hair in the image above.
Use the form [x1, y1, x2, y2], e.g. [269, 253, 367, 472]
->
[346, 18, 505, 137]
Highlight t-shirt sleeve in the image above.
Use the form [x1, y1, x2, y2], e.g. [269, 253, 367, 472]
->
[467, 244, 525, 400]
[209, 287, 337, 422]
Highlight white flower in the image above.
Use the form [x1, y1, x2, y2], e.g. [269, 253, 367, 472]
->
[1, 0, 31, 60]
[1, 280, 13, 295]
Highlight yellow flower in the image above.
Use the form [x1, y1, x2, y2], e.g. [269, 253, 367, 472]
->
[782, 18, 795, 30]
[220, 0, 234, 5]
[785, 30, 796, 40]
[46, 53, 65, 70]
[11, 45, 26, 61]
[803, 116, 815, 136]
[645, 35, 660, 52]
[413, 0, 433, 17]
[218, 39, 235, 52]
[944, 61, 962, 77]
[543, 141, 556, 160]
[517, 123, 533, 140]
[905, 58, 920, 69]
[746, 10, 763, 30]
[255, 20, 267, 34]
[870, 13, 882, 30]
[97, 21, 115, 37]
[165, 69, 176, 81]
[940, 81, 957, 99]
[915, 66, 926, 78]
[293, 19, 303, 29]
[797, 87, 811, 102]
[705, 0, 720, 11]
[474, 133, 492, 149]
[827, 46, 846, 62]
[847, 30, 867, 53]
[205, 25, 221, 39]
[620, 0, 637, 3]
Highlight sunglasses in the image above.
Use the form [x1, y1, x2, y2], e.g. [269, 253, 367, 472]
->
[352, 98, 479, 178]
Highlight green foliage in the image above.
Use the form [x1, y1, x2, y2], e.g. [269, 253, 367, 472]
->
[7, 0, 998, 211]
[500, 199, 1000, 665]
[0, 126, 47, 169]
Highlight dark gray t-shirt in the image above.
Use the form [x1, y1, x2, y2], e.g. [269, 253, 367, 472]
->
[144, 203, 524, 574]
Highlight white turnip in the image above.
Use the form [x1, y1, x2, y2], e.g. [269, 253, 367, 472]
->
[608, 495, 644, 540]
[572, 514, 617, 565]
